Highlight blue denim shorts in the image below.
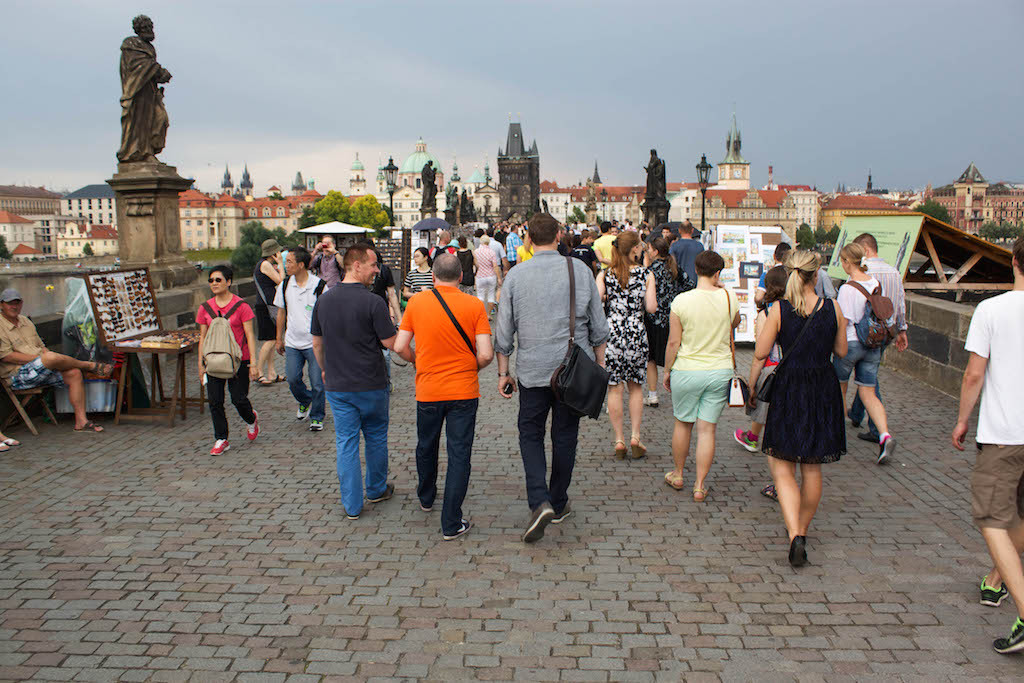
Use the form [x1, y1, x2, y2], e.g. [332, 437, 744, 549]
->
[10, 357, 65, 391]
[833, 339, 881, 387]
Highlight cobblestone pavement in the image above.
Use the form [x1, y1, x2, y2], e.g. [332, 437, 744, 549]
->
[1, 349, 1023, 682]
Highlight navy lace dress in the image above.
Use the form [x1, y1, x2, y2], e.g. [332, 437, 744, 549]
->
[762, 299, 846, 464]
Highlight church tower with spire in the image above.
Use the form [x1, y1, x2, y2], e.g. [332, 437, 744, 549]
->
[497, 120, 541, 219]
[349, 154, 366, 196]
[717, 112, 750, 190]
[591, 160, 602, 185]
[239, 164, 253, 199]
[221, 164, 234, 195]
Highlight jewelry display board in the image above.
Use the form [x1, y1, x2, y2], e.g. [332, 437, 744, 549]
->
[84, 268, 162, 346]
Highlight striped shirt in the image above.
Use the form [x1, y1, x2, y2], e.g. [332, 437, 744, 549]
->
[863, 257, 906, 331]
[404, 268, 434, 295]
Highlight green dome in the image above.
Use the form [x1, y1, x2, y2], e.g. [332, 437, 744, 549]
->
[399, 138, 442, 175]
[351, 153, 364, 171]
[466, 167, 486, 184]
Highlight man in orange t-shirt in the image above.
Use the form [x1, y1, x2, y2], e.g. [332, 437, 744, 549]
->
[394, 253, 494, 540]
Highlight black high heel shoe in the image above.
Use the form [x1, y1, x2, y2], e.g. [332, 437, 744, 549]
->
[788, 536, 807, 567]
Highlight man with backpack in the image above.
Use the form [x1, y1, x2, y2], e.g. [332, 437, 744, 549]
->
[274, 247, 327, 432]
[847, 233, 908, 444]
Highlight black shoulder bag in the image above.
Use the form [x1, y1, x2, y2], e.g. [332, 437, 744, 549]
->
[756, 298, 823, 403]
[431, 288, 475, 355]
[551, 257, 609, 419]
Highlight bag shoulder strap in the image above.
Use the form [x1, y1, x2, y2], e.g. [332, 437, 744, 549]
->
[202, 301, 218, 320]
[224, 299, 245, 320]
[847, 280, 876, 300]
[726, 288, 737, 371]
[431, 288, 475, 355]
[281, 275, 292, 315]
[566, 257, 577, 349]
[774, 298, 824, 373]
[314, 279, 326, 297]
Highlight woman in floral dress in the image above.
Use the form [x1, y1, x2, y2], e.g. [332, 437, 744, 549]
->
[597, 231, 656, 459]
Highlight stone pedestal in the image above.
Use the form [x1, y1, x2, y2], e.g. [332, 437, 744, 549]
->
[420, 207, 437, 220]
[585, 208, 597, 225]
[642, 197, 670, 228]
[107, 161, 197, 289]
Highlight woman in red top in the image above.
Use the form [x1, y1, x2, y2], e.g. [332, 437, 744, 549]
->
[196, 265, 260, 456]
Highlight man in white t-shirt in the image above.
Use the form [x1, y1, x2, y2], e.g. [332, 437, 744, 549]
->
[953, 236, 1024, 654]
[274, 247, 327, 432]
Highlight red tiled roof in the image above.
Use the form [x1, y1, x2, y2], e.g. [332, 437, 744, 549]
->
[0, 185, 62, 199]
[88, 225, 117, 240]
[299, 189, 322, 198]
[11, 243, 41, 255]
[267, 185, 281, 192]
[0, 210, 33, 224]
[705, 189, 789, 208]
[821, 194, 897, 211]
[778, 184, 813, 192]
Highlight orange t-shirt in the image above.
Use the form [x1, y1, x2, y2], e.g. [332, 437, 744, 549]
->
[400, 285, 491, 402]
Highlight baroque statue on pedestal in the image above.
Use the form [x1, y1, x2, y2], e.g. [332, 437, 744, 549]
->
[117, 15, 172, 163]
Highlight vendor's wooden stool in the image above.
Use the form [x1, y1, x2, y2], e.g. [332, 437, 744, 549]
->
[1, 378, 58, 436]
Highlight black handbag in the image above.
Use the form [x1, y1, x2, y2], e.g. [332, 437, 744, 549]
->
[551, 257, 609, 419]
[756, 298, 823, 403]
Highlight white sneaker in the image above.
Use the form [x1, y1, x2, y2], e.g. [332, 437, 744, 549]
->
[644, 394, 659, 407]
[296, 404, 310, 420]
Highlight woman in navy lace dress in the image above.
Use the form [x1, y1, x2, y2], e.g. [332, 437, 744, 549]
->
[750, 250, 847, 567]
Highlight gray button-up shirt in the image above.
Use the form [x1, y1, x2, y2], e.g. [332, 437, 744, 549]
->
[495, 249, 610, 388]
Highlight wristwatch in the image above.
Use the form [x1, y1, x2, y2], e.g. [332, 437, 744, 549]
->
[498, 372, 509, 377]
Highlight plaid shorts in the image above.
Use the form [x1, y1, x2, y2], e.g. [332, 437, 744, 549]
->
[9, 357, 65, 391]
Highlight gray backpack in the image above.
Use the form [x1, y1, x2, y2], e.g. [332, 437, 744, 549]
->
[202, 300, 244, 378]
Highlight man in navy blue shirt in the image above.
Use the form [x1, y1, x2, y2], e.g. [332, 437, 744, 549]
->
[668, 220, 704, 291]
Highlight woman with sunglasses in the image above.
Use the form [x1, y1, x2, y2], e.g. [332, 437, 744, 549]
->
[196, 265, 261, 456]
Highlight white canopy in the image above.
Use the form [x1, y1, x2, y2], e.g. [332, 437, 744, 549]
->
[298, 221, 372, 235]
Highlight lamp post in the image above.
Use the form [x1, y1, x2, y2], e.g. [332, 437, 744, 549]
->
[696, 154, 712, 235]
[383, 156, 398, 225]
[564, 200, 569, 224]
[601, 188, 608, 222]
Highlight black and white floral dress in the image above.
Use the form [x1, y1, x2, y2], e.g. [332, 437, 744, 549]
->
[605, 265, 649, 385]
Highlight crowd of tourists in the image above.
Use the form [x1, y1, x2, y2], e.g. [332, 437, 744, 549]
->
[190, 218, 1024, 655]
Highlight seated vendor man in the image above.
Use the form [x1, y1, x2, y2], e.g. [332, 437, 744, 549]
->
[0, 288, 111, 432]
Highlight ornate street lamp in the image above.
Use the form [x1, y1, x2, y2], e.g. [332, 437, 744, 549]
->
[696, 154, 712, 234]
[564, 200, 569, 223]
[383, 156, 399, 225]
[601, 188, 608, 222]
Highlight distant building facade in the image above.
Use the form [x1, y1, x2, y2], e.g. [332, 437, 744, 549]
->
[178, 186, 322, 250]
[928, 162, 1024, 234]
[0, 185, 61, 216]
[497, 122, 540, 220]
[55, 223, 118, 259]
[0, 211, 38, 255]
[63, 184, 117, 227]
[819, 194, 899, 232]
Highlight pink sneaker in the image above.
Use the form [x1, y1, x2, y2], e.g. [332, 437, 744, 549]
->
[210, 439, 230, 456]
[247, 410, 259, 441]
[734, 428, 759, 453]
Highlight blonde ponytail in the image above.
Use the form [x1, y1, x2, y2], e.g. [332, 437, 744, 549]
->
[783, 249, 820, 316]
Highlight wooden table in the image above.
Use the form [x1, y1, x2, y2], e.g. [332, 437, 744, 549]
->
[113, 341, 204, 427]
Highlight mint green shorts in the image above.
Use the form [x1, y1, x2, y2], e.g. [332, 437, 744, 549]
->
[670, 368, 733, 424]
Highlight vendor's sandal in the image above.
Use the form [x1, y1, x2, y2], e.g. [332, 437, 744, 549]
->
[273, 375, 286, 383]
[73, 421, 104, 433]
[630, 435, 647, 460]
[614, 440, 627, 459]
[92, 362, 113, 377]
[664, 471, 685, 490]
[760, 484, 778, 501]
[693, 485, 709, 502]
[2, 438, 20, 447]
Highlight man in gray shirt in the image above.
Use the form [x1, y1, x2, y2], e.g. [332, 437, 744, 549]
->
[495, 213, 609, 543]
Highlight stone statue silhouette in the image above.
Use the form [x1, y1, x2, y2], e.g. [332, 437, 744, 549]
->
[420, 161, 437, 210]
[644, 149, 666, 200]
[117, 15, 172, 163]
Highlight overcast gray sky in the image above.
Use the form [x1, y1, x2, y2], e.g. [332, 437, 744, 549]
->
[2, 0, 1022, 195]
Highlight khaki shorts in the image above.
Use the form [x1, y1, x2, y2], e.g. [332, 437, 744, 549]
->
[971, 443, 1024, 529]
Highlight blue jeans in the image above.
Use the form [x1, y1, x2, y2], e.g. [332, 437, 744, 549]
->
[415, 399, 478, 535]
[833, 338, 882, 387]
[518, 385, 580, 512]
[285, 347, 325, 421]
[326, 389, 390, 516]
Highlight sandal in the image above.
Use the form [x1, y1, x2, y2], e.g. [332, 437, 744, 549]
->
[73, 421, 104, 433]
[0, 443, 9, 453]
[630, 435, 647, 460]
[664, 471, 685, 490]
[760, 484, 778, 501]
[257, 376, 274, 386]
[614, 440, 627, 459]
[693, 485, 709, 502]
[273, 375, 286, 383]
[2, 438, 20, 447]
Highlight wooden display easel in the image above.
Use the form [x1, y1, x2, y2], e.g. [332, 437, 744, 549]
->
[84, 267, 204, 427]
[904, 214, 1013, 291]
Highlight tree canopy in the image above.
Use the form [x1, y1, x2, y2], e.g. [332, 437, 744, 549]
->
[230, 221, 301, 273]
[570, 206, 587, 224]
[978, 221, 1023, 243]
[0, 236, 11, 260]
[312, 191, 351, 225]
[348, 195, 390, 230]
[796, 223, 815, 250]
[915, 199, 952, 225]
[82, 242, 94, 256]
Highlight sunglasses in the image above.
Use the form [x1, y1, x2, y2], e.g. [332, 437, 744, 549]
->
[208, 277, 225, 283]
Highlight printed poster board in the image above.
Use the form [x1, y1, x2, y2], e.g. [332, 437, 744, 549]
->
[826, 214, 923, 282]
[84, 268, 161, 345]
[711, 225, 784, 342]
